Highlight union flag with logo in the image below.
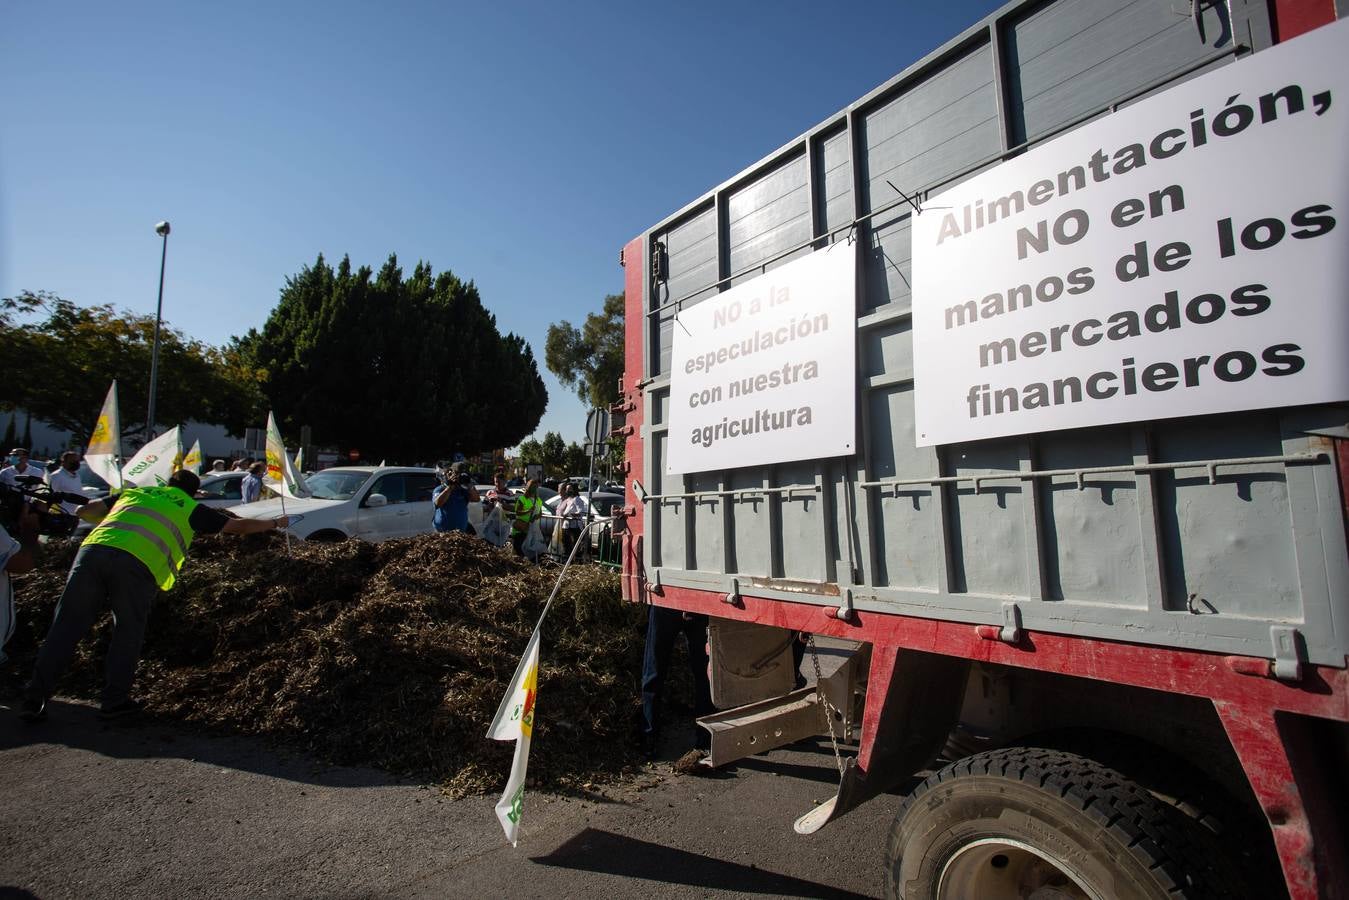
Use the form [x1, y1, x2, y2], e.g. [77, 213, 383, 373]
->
[486, 628, 541, 846]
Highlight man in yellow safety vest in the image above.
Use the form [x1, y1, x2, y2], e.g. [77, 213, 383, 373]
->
[19, 468, 288, 723]
[510, 479, 543, 557]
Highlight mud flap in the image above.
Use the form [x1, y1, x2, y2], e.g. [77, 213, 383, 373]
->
[707, 618, 797, 709]
[795, 646, 970, 835]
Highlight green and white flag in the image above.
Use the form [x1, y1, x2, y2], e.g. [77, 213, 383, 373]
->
[121, 426, 182, 487]
[487, 629, 541, 847]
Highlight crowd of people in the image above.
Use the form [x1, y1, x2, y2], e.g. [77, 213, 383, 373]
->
[431, 464, 596, 562]
[3, 448, 723, 766]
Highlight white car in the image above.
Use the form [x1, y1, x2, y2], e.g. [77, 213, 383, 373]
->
[195, 472, 248, 509]
[231, 466, 440, 542]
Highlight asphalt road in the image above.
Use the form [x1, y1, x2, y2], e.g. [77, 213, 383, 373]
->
[1, 699, 897, 899]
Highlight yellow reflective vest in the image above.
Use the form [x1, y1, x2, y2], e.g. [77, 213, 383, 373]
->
[83, 486, 198, 591]
[512, 494, 542, 533]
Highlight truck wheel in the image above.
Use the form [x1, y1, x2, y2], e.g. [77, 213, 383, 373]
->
[885, 747, 1246, 900]
[306, 529, 346, 543]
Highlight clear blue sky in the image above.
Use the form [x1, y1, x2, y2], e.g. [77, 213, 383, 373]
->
[1, 0, 1003, 448]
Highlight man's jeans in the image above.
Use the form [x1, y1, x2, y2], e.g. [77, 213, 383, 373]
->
[26, 545, 158, 707]
[640, 606, 714, 748]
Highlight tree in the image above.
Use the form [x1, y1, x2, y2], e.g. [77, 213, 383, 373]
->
[517, 438, 543, 469]
[239, 254, 547, 462]
[0, 291, 266, 440]
[545, 292, 624, 408]
[1, 414, 14, 449]
[563, 441, 588, 477]
[540, 431, 566, 477]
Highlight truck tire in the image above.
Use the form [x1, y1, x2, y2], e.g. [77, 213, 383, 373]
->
[1020, 729, 1282, 897]
[306, 529, 347, 543]
[885, 747, 1248, 900]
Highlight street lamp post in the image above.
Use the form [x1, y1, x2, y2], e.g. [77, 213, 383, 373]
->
[146, 220, 171, 443]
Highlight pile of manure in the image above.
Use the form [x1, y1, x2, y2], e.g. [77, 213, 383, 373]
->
[5, 532, 661, 795]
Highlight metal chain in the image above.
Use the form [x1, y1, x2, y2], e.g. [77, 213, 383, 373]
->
[807, 635, 847, 777]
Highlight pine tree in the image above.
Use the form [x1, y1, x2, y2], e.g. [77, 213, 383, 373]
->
[240, 254, 547, 461]
[20, 412, 32, 451]
[1, 413, 15, 450]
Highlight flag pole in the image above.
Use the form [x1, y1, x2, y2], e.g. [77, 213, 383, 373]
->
[279, 491, 291, 556]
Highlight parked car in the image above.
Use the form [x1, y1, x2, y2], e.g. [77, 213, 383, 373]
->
[194, 472, 247, 509]
[76, 461, 112, 501]
[230, 466, 439, 542]
[540, 490, 624, 550]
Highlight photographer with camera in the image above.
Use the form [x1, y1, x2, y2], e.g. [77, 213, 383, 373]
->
[18, 468, 289, 724]
[432, 462, 479, 534]
[1, 469, 87, 542]
[0, 448, 42, 489]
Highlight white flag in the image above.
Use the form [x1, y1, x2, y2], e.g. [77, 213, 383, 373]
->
[488, 629, 540, 846]
[85, 381, 123, 488]
[264, 412, 310, 499]
[182, 439, 203, 475]
[121, 426, 182, 487]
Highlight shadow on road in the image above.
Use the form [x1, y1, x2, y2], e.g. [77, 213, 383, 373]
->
[732, 754, 853, 786]
[0, 888, 41, 900]
[0, 698, 399, 790]
[531, 827, 875, 899]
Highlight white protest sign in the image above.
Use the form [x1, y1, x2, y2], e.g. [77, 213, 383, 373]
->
[666, 246, 856, 474]
[912, 18, 1349, 447]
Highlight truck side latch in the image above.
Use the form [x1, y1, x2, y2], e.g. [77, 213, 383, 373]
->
[1270, 626, 1305, 682]
[975, 602, 1023, 644]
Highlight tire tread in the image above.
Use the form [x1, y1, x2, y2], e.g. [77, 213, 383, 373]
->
[884, 747, 1250, 900]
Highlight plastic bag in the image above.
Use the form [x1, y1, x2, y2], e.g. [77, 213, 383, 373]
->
[480, 505, 510, 548]
[547, 516, 565, 559]
[522, 520, 547, 561]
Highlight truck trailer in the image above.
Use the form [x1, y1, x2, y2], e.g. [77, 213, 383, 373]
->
[616, 1, 1348, 897]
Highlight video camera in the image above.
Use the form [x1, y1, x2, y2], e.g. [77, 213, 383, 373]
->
[0, 475, 87, 538]
[435, 461, 473, 488]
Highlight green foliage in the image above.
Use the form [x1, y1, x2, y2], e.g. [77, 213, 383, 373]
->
[0, 290, 266, 439]
[604, 434, 625, 470]
[238, 254, 547, 462]
[516, 438, 543, 468]
[563, 441, 588, 476]
[540, 431, 566, 476]
[544, 292, 624, 407]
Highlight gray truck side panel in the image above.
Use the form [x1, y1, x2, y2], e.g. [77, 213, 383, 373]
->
[638, 0, 1348, 667]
